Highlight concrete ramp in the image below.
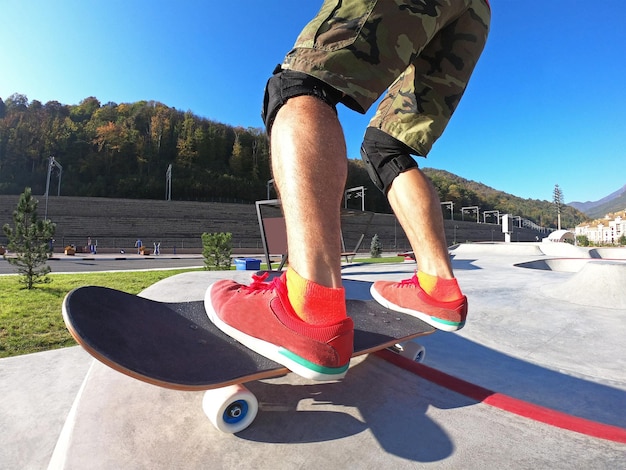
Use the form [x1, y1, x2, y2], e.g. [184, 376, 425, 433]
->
[451, 241, 614, 260]
[538, 243, 591, 258]
[450, 242, 543, 257]
[542, 261, 626, 309]
[590, 247, 626, 259]
[515, 258, 591, 272]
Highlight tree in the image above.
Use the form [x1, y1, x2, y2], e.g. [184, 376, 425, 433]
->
[229, 133, 246, 176]
[3, 187, 56, 288]
[5, 93, 29, 111]
[370, 234, 382, 258]
[201, 232, 232, 270]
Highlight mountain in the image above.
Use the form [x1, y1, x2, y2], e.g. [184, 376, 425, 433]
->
[419, 168, 586, 229]
[569, 184, 626, 218]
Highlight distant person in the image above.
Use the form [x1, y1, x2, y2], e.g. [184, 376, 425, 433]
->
[135, 238, 142, 255]
[87, 237, 97, 254]
[207, 0, 490, 381]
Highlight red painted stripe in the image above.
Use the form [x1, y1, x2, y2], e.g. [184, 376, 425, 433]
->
[376, 349, 626, 444]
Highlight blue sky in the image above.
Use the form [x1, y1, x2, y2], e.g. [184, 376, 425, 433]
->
[2, 0, 625, 203]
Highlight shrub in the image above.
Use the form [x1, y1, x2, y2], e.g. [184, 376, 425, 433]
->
[201, 232, 232, 270]
[576, 235, 589, 247]
[370, 234, 382, 258]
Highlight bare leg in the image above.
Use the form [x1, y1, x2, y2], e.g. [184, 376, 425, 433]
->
[387, 167, 454, 279]
[270, 95, 347, 288]
[206, 98, 353, 380]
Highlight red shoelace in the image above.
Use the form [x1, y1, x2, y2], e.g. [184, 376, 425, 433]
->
[242, 272, 285, 294]
[398, 274, 419, 287]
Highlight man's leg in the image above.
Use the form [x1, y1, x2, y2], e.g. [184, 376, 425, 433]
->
[361, 128, 467, 331]
[205, 93, 354, 381]
[370, 166, 468, 331]
[270, 95, 346, 290]
[366, 1, 489, 331]
[387, 168, 453, 280]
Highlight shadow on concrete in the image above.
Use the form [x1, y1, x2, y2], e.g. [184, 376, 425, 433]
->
[415, 332, 626, 429]
[451, 258, 481, 270]
[239, 356, 465, 463]
[343, 278, 625, 429]
[236, 333, 625, 462]
[343, 259, 481, 277]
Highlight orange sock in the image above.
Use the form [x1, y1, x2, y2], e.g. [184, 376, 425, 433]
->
[286, 267, 346, 325]
[417, 271, 463, 302]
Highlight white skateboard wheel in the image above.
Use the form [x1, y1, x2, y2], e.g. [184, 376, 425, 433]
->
[203, 384, 258, 433]
[393, 341, 426, 363]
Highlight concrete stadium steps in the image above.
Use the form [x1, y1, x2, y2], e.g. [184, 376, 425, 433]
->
[0, 196, 263, 251]
[0, 195, 547, 253]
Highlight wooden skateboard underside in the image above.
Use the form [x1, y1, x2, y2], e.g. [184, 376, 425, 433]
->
[62, 283, 434, 391]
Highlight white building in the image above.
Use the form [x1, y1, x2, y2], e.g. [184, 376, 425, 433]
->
[575, 210, 626, 245]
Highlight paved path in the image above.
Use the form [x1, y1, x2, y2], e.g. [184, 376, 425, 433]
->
[0, 253, 206, 275]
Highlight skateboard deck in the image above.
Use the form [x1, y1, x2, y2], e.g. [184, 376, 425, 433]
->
[62, 281, 434, 391]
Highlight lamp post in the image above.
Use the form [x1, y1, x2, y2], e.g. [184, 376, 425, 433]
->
[266, 179, 274, 200]
[44, 156, 62, 221]
[165, 164, 172, 201]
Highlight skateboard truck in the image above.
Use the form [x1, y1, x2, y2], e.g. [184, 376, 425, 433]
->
[202, 339, 426, 434]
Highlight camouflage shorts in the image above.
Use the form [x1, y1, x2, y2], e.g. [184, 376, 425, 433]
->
[282, 0, 491, 156]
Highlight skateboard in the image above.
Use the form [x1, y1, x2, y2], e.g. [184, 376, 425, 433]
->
[62, 278, 434, 433]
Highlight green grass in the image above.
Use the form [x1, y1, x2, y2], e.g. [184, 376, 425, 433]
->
[0, 256, 405, 358]
[0, 269, 201, 358]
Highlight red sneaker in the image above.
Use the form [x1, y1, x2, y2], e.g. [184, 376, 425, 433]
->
[370, 275, 467, 331]
[205, 273, 353, 381]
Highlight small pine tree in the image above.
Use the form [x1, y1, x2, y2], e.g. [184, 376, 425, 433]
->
[370, 233, 382, 258]
[201, 232, 233, 270]
[3, 187, 56, 289]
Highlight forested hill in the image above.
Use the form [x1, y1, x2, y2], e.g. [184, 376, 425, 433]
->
[0, 94, 272, 202]
[0, 94, 584, 229]
[421, 168, 584, 229]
